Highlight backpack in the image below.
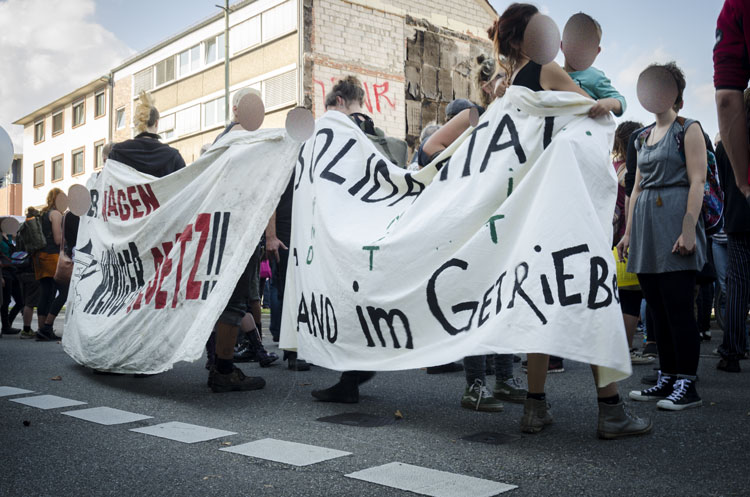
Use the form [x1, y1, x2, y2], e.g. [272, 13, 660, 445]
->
[17, 214, 47, 254]
[636, 118, 724, 236]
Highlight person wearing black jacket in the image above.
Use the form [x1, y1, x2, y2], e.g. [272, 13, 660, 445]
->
[715, 98, 750, 372]
[108, 92, 185, 177]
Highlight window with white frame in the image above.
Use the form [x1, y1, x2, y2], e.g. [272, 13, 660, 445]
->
[155, 56, 176, 87]
[115, 107, 126, 129]
[263, 70, 297, 109]
[231, 16, 261, 54]
[203, 97, 226, 128]
[134, 67, 154, 95]
[33, 162, 44, 187]
[176, 105, 200, 136]
[52, 155, 63, 181]
[178, 45, 201, 77]
[94, 140, 105, 169]
[158, 113, 175, 140]
[204, 33, 225, 65]
[262, 0, 296, 43]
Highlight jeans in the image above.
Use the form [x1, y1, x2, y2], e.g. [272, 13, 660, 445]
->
[269, 247, 289, 341]
[464, 354, 514, 385]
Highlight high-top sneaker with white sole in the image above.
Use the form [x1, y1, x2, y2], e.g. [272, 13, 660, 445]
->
[629, 370, 674, 401]
[657, 377, 702, 411]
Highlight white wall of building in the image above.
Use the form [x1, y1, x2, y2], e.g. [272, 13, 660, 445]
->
[22, 90, 109, 210]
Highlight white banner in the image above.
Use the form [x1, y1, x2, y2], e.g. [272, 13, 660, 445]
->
[62, 130, 298, 373]
[280, 87, 631, 386]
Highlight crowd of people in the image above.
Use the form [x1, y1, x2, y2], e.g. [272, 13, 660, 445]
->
[3, 1, 749, 440]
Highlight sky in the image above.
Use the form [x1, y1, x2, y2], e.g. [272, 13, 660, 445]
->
[0, 0, 729, 152]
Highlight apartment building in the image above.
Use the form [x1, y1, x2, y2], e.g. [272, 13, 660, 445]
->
[14, 78, 110, 210]
[14, 0, 495, 211]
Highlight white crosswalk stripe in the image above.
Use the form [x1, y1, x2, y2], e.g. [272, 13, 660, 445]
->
[220, 438, 351, 466]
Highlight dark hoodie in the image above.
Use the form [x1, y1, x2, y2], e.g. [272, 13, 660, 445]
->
[108, 132, 186, 178]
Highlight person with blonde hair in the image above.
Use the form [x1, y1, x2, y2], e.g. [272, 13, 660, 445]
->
[34, 188, 66, 341]
[108, 91, 185, 177]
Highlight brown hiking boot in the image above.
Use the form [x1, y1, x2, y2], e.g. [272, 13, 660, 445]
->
[209, 366, 265, 393]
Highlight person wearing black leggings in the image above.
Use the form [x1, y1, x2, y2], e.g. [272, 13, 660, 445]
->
[34, 188, 66, 342]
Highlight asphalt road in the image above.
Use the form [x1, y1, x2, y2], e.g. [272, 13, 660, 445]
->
[1, 316, 748, 497]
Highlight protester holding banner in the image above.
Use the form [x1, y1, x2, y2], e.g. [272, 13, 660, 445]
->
[108, 92, 185, 177]
[34, 188, 66, 342]
[623, 62, 707, 411]
[489, 2, 594, 434]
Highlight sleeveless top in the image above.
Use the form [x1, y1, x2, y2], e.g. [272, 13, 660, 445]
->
[626, 119, 707, 274]
[41, 211, 60, 255]
[512, 61, 543, 92]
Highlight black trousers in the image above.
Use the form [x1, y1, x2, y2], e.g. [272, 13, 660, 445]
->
[720, 233, 750, 359]
[1, 270, 23, 329]
[38, 277, 67, 318]
[638, 271, 700, 376]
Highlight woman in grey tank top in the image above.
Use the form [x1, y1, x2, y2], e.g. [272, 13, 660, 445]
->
[617, 63, 706, 412]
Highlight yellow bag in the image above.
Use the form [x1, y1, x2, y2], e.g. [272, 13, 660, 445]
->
[613, 247, 639, 289]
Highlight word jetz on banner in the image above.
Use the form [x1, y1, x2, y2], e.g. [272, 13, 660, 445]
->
[281, 87, 630, 387]
[63, 130, 299, 373]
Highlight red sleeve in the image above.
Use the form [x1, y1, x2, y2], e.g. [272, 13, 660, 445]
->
[714, 0, 750, 90]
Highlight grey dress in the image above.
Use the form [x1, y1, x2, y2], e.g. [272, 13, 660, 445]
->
[627, 118, 707, 274]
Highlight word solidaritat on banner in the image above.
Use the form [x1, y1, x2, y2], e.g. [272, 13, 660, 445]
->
[281, 87, 630, 387]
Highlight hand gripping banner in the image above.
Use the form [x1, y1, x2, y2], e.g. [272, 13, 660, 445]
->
[281, 87, 631, 386]
[62, 130, 298, 373]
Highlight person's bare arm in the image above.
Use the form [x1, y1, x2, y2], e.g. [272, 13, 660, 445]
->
[617, 170, 642, 262]
[50, 210, 63, 246]
[716, 89, 750, 197]
[540, 63, 592, 98]
[589, 98, 621, 118]
[422, 108, 474, 159]
[265, 211, 286, 262]
[673, 123, 707, 255]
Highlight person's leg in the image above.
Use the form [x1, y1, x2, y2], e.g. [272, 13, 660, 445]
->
[718, 233, 750, 371]
[0, 274, 11, 330]
[593, 366, 652, 439]
[8, 274, 24, 326]
[35, 278, 56, 340]
[459, 355, 502, 411]
[629, 273, 677, 401]
[493, 353, 526, 403]
[311, 371, 375, 403]
[209, 260, 265, 393]
[521, 353, 551, 434]
[39, 281, 69, 336]
[646, 271, 702, 410]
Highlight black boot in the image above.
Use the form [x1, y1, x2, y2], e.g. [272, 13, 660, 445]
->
[205, 332, 216, 370]
[246, 329, 278, 367]
[311, 371, 363, 403]
[234, 333, 257, 363]
[284, 351, 310, 371]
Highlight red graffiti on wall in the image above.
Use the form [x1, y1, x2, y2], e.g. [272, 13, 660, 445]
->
[314, 77, 396, 114]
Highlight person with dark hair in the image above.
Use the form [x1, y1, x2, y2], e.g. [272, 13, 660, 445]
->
[714, 88, 750, 373]
[34, 188, 67, 341]
[621, 62, 707, 411]
[108, 92, 185, 177]
[613, 120, 652, 368]
[310, 75, 411, 403]
[489, 2, 591, 434]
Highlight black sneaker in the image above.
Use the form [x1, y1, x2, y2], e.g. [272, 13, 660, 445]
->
[642, 343, 658, 358]
[629, 371, 674, 401]
[2, 327, 21, 335]
[699, 330, 711, 341]
[35, 326, 57, 342]
[209, 366, 265, 393]
[657, 378, 702, 411]
[717, 357, 741, 373]
[233, 342, 258, 363]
